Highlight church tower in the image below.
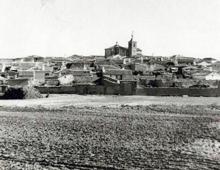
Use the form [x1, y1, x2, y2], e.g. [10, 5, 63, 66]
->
[128, 33, 137, 57]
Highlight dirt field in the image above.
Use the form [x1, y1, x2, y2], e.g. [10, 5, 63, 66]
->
[0, 99, 219, 169]
[1, 94, 220, 108]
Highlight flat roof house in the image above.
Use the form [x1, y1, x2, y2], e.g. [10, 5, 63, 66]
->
[205, 72, 220, 80]
[103, 68, 133, 80]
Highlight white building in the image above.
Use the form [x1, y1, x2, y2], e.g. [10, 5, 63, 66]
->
[205, 72, 220, 80]
[197, 61, 211, 67]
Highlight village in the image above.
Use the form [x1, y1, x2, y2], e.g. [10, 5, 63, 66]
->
[0, 35, 220, 97]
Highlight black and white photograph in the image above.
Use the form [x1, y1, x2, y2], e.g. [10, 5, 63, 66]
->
[0, 0, 220, 169]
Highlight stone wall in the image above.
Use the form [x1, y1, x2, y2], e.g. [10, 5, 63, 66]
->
[136, 86, 220, 97]
[36, 81, 220, 97]
[7, 79, 29, 86]
[36, 81, 135, 95]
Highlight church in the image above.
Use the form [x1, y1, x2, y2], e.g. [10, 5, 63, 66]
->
[104, 35, 142, 58]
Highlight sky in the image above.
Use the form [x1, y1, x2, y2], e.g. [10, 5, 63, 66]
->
[0, 0, 220, 59]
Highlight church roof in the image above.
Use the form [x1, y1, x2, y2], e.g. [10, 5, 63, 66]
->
[105, 44, 128, 50]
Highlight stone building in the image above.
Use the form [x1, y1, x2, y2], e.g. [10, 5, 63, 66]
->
[105, 42, 128, 58]
[105, 35, 142, 58]
[128, 34, 142, 57]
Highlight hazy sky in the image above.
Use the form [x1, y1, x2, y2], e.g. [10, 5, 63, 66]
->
[0, 0, 220, 59]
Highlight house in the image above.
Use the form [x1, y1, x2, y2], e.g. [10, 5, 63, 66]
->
[28, 71, 46, 86]
[66, 60, 94, 70]
[94, 59, 111, 66]
[45, 79, 60, 86]
[107, 54, 126, 60]
[7, 71, 18, 79]
[12, 62, 36, 71]
[21, 55, 44, 63]
[0, 63, 3, 72]
[48, 57, 72, 71]
[7, 78, 29, 86]
[192, 71, 212, 80]
[203, 57, 217, 64]
[0, 85, 7, 95]
[42, 64, 53, 76]
[110, 58, 124, 66]
[18, 70, 34, 79]
[205, 72, 220, 80]
[55, 69, 96, 84]
[18, 70, 44, 78]
[12, 58, 23, 63]
[123, 58, 132, 65]
[57, 69, 90, 76]
[33, 71, 45, 83]
[99, 65, 120, 70]
[102, 68, 133, 80]
[94, 58, 124, 70]
[197, 61, 211, 67]
[210, 61, 220, 72]
[58, 74, 74, 85]
[136, 48, 142, 55]
[182, 66, 199, 74]
[0, 76, 7, 85]
[171, 55, 196, 66]
[0, 58, 13, 64]
[131, 62, 165, 74]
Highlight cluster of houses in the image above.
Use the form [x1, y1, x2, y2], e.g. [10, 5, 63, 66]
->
[0, 35, 220, 95]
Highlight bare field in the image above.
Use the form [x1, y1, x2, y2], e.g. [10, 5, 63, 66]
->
[0, 104, 219, 169]
[1, 94, 220, 108]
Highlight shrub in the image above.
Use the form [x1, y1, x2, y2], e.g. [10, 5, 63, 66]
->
[2, 86, 42, 99]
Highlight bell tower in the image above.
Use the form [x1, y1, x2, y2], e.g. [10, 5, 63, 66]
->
[128, 32, 137, 57]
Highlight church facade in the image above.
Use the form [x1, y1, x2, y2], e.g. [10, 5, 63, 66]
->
[105, 36, 142, 58]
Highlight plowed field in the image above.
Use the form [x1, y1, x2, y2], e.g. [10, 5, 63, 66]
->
[0, 104, 219, 169]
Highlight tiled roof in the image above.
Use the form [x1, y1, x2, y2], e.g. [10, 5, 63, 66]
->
[100, 65, 120, 70]
[192, 71, 212, 77]
[105, 44, 128, 50]
[95, 59, 111, 65]
[59, 69, 91, 76]
[103, 69, 132, 75]
[211, 61, 220, 66]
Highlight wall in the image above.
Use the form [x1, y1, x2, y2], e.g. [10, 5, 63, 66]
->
[34, 71, 45, 82]
[0, 85, 7, 94]
[73, 76, 94, 83]
[36, 85, 103, 95]
[36, 83, 127, 95]
[105, 46, 128, 58]
[7, 78, 29, 86]
[18, 70, 34, 78]
[36, 86, 76, 94]
[131, 63, 163, 73]
[105, 49, 112, 58]
[120, 81, 137, 95]
[136, 86, 220, 97]
[36, 81, 220, 97]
